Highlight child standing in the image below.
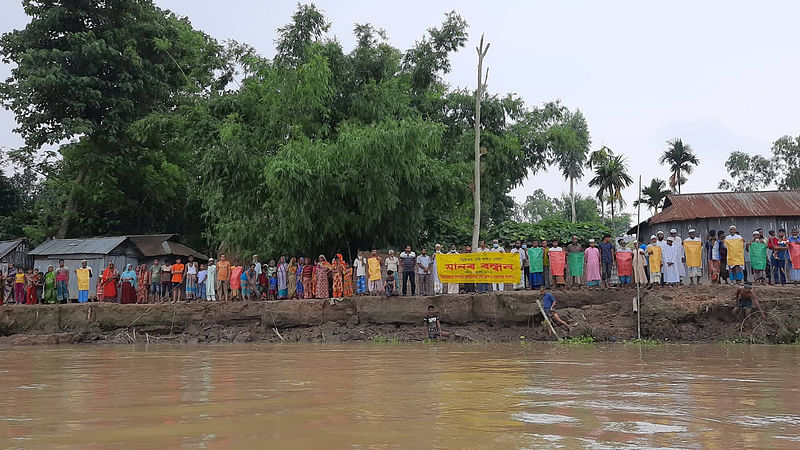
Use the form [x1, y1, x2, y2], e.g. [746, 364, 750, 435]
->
[269, 272, 278, 300]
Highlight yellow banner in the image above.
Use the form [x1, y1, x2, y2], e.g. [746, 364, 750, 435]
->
[726, 237, 745, 266]
[683, 240, 702, 267]
[436, 253, 521, 283]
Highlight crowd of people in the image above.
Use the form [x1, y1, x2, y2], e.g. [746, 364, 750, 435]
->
[2, 224, 799, 305]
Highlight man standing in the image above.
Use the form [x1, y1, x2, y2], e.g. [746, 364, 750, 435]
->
[566, 235, 584, 289]
[385, 250, 399, 278]
[206, 258, 217, 301]
[171, 257, 185, 302]
[584, 239, 601, 290]
[510, 240, 525, 290]
[432, 244, 443, 294]
[662, 237, 680, 286]
[216, 254, 231, 301]
[527, 240, 544, 290]
[55, 259, 70, 304]
[367, 250, 383, 295]
[75, 260, 93, 303]
[724, 225, 745, 285]
[522, 242, 530, 289]
[646, 235, 663, 289]
[150, 258, 162, 301]
[490, 239, 505, 291]
[669, 229, 686, 284]
[462, 244, 476, 293]
[416, 248, 432, 296]
[399, 246, 417, 296]
[446, 245, 459, 294]
[773, 229, 788, 285]
[353, 251, 368, 296]
[423, 305, 449, 340]
[598, 234, 616, 289]
[748, 231, 768, 285]
[683, 229, 703, 285]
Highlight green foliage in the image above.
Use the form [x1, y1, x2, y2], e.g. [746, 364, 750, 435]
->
[589, 153, 633, 220]
[372, 336, 401, 344]
[493, 219, 611, 244]
[717, 151, 772, 192]
[635, 178, 671, 215]
[559, 336, 596, 344]
[659, 138, 699, 194]
[771, 135, 800, 190]
[519, 190, 600, 223]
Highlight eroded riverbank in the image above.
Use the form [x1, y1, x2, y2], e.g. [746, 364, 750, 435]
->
[1, 285, 799, 344]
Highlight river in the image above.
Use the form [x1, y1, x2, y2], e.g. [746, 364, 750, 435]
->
[1, 343, 798, 448]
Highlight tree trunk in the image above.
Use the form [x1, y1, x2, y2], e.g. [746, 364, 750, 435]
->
[599, 192, 605, 223]
[471, 35, 489, 250]
[677, 168, 681, 194]
[570, 177, 576, 223]
[55, 169, 85, 239]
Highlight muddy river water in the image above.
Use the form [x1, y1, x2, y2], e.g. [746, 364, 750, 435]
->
[1, 343, 799, 448]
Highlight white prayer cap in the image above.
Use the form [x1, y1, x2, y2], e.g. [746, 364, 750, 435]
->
[670, 228, 677, 233]
[588, 238, 596, 243]
[657, 230, 664, 235]
[666, 237, 674, 242]
[650, 235, 657, 240]
[688, 229, 696, 233]
[752, 230, 759, 235]
[435, 243, 441, 248]
[729, 225, 737, 230]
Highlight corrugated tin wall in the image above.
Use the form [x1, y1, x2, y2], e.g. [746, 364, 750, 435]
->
[639, 216, 800, 241]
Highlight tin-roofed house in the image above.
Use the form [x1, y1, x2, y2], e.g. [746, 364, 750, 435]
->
[630, 191, 800, 240]
[28, 236, 141, 300]
[127, 234, 208, 266]
[0, 238, 32, 271]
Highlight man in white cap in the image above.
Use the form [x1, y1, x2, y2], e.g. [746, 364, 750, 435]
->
[724, 225, 745, 284]
[205, 258, 217, 301]
[662, 236, 680, 285]
[655, 231, 668, 285]
[683, 229, 703, 285]
[646, 235, 662, 289]
[669, 229, 686, 284]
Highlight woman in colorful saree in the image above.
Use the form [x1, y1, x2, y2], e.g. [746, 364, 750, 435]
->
[120, 264, 138, 304]
[315, 255, 331, 299]
[101, 262, 119, 302]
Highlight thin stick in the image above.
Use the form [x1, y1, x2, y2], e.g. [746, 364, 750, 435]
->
[536, 298, 560, 341]
[273, 327, 285, 342]
[636, 175, 642, 340]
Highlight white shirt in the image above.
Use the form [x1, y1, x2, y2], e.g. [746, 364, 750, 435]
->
[353, 257, 367, 277]
[490, 246, 505, 253]
[253, 261, 262, 275]
[385, 256, 399, 273]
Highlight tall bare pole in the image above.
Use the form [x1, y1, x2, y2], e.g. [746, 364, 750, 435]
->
[472, 34, 490, 250]
[636, 175, 642, 339]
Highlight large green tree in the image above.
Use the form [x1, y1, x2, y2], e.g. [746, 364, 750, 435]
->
[634, 178, 671, 215]
[771, 135, 800, 190]
[551, 110, 591, 223]
[0, 0, 228, 240]
[717, 151, 771, 192]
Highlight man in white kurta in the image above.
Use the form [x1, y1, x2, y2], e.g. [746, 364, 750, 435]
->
[669, 229, 686, 282]
[662, 237, 680, 284]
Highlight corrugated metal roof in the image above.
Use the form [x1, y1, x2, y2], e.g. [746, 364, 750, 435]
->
[649, 190, 800, 224]
[127, 234, 175, 256]
[0, 239, 24, 259]
[165, 242, 209, 260]
[29, 236, 128, 256]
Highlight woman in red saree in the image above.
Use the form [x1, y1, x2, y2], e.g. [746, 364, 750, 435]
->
[101, 262, 119, 302]
[136, 264, 150, 303]
[302, 259, 313, 299]
[315, 256, 331, 299]
[343, 261, 355, 298]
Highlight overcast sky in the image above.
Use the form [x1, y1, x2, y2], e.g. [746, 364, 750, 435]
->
[2, 1, 799, 218]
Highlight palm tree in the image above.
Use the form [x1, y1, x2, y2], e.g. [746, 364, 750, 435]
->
[551, 110, 591, 222]
[659, 138, 699, 194]
[589, 154, 634, 222]
[634, 178, 671, 215]
[587, 145, 613, 219]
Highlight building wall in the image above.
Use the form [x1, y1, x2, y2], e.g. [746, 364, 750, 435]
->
[639, 216, 800, 243]
[0, 241, 33, 269]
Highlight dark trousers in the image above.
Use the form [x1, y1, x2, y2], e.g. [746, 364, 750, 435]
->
[402, 271, 416, 296]
[523, 267, 530, 288]
[773, 259, 787, 285]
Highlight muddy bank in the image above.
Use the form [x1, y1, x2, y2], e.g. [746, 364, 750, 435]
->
[1, 286, 799, 345]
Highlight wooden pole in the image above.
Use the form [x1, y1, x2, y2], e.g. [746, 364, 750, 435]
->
[536, 298, 561, 341]
[471, 34, 490, 250]
[636, 175, 642, 340]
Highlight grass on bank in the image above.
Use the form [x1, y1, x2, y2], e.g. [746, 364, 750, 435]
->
[558, 336, 596, 345]
[371, 336, 401, 344]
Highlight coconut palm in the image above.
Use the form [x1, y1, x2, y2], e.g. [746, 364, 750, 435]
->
[634, 178, 671, 215]
[659, 138, 699, 194]
[587, 145, 614, 219]
[589, 154, 634, 222]
[551, 110, 591, 222]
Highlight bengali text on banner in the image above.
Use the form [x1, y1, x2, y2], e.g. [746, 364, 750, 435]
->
[435, 252, 521, 283]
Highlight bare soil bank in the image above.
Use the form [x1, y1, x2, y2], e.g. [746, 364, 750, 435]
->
[1, 286, 799, 345]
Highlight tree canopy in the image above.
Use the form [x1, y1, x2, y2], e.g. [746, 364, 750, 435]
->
[1, 3, 586, 257]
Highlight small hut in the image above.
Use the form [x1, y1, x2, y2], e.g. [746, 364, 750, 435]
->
[29, 237, 141, 300]
[127, 234, 208, 266]
[0, 238, 32, 271]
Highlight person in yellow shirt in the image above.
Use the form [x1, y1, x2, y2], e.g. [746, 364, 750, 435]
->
[74, 260, 93, 303]
[646, 235, 663, 289]
[367, 249, 382, 295]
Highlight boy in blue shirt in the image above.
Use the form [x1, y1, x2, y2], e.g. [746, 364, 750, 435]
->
[542, 289, 570, 329]
[269, 273, 278, 300]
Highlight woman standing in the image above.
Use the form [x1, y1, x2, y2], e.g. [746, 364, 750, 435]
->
[302, 258, 313, 299]
[332, 255, 344, 298]
[584, 239, 601, 290]
[229, 260, 243, 300]
[288, 257, 298, 299]
[277, 256, 289, 299]
[185, 256, 198, 300]
[43, 265, 57, 304]
[343, 257, 354, 298]
[120, 264, 138, 304]
[315, 256, 331, 298]
[296, 257, 305, 299]
[101, 262, 119, 302]
[136, 264, 150, 304]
